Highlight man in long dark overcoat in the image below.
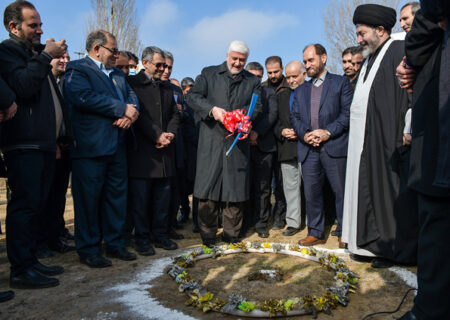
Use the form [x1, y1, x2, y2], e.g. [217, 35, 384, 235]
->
[186, 40, 261, 246]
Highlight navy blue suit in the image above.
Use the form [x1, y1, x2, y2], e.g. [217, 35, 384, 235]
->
[290, 72, 352, 238]
[64, 57, 139, 257]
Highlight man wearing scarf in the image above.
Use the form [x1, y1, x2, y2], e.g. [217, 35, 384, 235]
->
[342, 4, 418, 268]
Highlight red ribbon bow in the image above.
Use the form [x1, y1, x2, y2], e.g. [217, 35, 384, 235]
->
[223, 109, 252, 140]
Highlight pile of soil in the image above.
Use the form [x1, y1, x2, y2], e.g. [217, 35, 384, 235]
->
[182, 253, 335, 301]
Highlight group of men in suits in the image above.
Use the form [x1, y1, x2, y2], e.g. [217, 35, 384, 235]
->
[0, 0, 185, 298]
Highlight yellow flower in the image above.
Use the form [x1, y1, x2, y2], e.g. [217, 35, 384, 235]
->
[301, 248, 310, 256]
[199, 292, 214, 302]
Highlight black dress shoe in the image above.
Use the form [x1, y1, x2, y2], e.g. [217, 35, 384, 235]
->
[350, 253, 373, 263]
[154, 238, 178, 250]
[192, 224, 200, 233]
[36, 245, 54, 259]
[169, 228, 184, 240]
[10, 268, 59, 289]
[397, 311, 417, 320]
[282, 227, 300, 236]
[106, 247, 137, 261]
[257, 230, 269, 238]
[80, 255, 112, 268]
[203, 239, 216, 248]
[371, 258, 394, 268]
[135, 242, 155, 256]
[48, 240, 76, 253]
[0, 291, 14, 303]
[33, 261, 64, 276]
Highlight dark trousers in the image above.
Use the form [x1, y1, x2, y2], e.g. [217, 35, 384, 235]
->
[192, 196, 199, 227]
[412, 193, 450, 320]
[272, 158, 286, 225]
[40, 150, 71, 245]
[302, 149, 346, 238]
[4, 150, 55, 276]
[128, 177, 171, 243]
[198, 199, 244, 240]
[72, 147, 127, 257]
[249, 147, 274, 232]
[169, 168, 190, 227]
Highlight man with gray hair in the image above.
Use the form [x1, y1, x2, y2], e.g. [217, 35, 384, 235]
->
[64, 30, 139, 267]
[181, 77, 194, 95]
[400, 2, 421, 33]
[274, 60, 306, 237]
[187, 40, 261, 246]
[160, 50, 189, 238]
[127, 46, 180, 253]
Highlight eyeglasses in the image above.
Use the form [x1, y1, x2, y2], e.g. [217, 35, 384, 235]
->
[150, 61, 167, 69]
[100, 45, 119, 55]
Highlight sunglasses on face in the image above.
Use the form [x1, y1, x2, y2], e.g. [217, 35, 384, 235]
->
[100, 45, 119, 55]
[150, 61, 167, 69]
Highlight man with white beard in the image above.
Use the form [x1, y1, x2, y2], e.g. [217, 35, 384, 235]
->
[186, 41, 262, 247]
[342, 4, 418, 268]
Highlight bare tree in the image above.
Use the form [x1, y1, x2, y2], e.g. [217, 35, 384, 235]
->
[85, 0, 142, 55]
[322, 0, 402, 72]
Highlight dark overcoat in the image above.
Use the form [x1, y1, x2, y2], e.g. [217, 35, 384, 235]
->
[186, 62, 262, 202]
[126, 70, 179, 179]
[406, 8, 448, 196]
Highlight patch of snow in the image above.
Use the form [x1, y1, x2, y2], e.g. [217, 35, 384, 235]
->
[107, 256, 197, 320]
[389, 266, 418, 290]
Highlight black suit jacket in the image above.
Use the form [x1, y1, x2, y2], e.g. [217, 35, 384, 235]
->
[252, 86, 278, 153]
[273, 89, 298, 162]
[127, 70, 180, 179]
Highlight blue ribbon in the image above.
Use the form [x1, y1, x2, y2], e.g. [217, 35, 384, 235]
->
[226, 93, 258, 157]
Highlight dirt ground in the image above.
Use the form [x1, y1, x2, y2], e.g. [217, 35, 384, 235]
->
[0, 178, 416, 320]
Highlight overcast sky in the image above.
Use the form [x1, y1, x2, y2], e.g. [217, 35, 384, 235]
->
[0, 0, 407, 81]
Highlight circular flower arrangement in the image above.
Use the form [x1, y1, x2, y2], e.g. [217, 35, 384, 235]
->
[166, 241, 359, 318]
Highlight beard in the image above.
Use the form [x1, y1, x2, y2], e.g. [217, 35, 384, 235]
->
[228, 66, 243, 75]
[360, 34, 381, 58]
[308, 63, 325, 79]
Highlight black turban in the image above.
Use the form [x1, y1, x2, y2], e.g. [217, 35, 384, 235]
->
[353, 4, 396, 31]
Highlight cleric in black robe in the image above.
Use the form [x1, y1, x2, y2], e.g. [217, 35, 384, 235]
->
[341, 4, 418, 268]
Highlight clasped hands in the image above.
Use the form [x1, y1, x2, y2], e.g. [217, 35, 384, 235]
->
[0, 102, 17, 122]
[44, 38, 67, 58]
[113, 104, 139, 129]
[304, 129, 330, 147]
[281, 128, 298, 141]
[156, 132, 174, 149]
